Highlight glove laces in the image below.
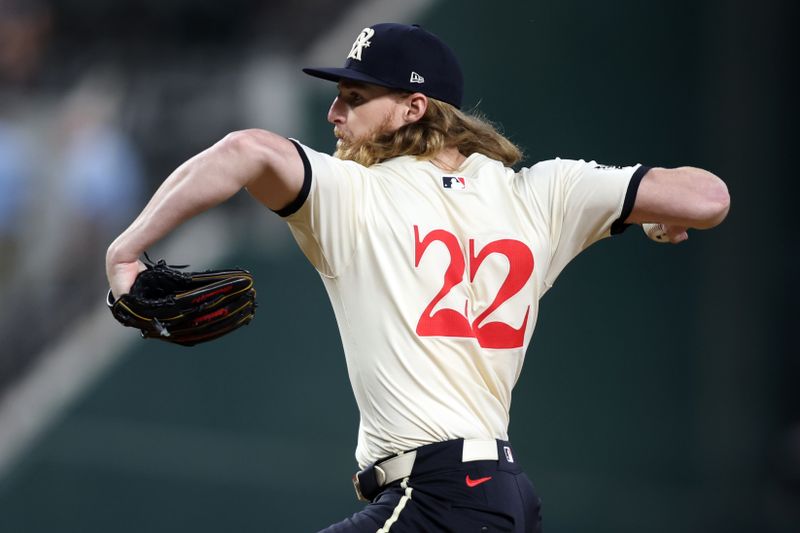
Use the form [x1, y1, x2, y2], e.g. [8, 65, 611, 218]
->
[142, 251, 189, 270]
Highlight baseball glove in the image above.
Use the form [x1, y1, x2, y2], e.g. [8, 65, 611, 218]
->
[107, 256, 257, 346]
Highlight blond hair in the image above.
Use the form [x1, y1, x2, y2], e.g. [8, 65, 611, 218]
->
[334, 97, 523, 168]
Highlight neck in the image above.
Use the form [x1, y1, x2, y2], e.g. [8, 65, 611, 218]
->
[430, 147, 467, 172]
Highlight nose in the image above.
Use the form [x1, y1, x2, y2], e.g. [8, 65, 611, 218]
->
[327, 96, 345, 125]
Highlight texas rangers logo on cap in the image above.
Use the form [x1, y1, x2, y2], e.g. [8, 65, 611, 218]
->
[347, 28, 375, 61]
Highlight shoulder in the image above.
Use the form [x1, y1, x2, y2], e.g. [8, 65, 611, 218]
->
[516, 158, 642, 183]
[517, 158, 583, 177]
[292, 140, 378, 179]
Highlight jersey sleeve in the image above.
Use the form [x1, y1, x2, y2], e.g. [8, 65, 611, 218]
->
[518, 158, 649, 288]
[277, 141, 371, 277]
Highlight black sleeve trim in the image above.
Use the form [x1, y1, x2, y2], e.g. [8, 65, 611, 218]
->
[610, 165, 651, 235]
[274, 139, 312, 218]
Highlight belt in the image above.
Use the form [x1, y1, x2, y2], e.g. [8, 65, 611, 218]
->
[352, 438, 500, 502]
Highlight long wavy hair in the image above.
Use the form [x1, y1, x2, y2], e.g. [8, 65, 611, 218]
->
[334, 95, 523, 168]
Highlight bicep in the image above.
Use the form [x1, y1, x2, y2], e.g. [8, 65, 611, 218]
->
[626, 166, 730, 229]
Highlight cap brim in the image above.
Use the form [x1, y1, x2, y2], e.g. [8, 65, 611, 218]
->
[302, 67, 398, 90]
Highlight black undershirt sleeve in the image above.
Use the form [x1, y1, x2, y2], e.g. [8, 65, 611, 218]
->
[273, 139, 312, 218]
[610, 165, 651, 235]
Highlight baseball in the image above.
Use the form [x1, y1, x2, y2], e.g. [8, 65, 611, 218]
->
[643, 223, 669, 243]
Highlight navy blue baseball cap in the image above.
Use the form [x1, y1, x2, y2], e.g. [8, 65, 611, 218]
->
[303, 23, 464, 109]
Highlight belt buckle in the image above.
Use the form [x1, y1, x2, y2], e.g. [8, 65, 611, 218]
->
[352, 473, 370, 502]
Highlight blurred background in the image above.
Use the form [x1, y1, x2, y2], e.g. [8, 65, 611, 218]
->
[0, 0, 797, 531]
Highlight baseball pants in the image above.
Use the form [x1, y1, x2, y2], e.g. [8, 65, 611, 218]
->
[320, 439, 542, 533]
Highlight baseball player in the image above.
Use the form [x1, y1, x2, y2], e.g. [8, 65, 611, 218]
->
[106, 23, 729, 532]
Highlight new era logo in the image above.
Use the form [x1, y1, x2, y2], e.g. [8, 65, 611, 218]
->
[410, 71, 425, 83]
[442, 176, 466, 190]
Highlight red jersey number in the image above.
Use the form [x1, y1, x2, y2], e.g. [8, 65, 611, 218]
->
[413, 226, 534, 349]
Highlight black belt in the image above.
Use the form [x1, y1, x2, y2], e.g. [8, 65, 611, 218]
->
[352, 438, 508, 502]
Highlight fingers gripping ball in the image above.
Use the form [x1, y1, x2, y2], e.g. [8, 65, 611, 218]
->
[108, 258, 257, 346]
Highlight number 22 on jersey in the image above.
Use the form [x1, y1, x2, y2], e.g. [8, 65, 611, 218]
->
[413, 225, 534, 349]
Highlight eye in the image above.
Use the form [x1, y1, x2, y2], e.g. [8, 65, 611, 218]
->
[345, 92, 365, 106]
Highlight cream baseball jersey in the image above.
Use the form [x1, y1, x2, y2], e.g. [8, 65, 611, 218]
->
[282, 141, 647, 468]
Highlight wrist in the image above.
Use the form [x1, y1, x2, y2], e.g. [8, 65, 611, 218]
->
[106, 236, 141, 269]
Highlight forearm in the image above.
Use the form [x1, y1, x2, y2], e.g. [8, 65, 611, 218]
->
[105, 129, 304, 297]
[107, 136, 251, 265]
[628, 166, 730, 229]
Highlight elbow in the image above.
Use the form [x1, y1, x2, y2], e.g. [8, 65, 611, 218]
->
[219, 128, 280, 158]
[216, 128, 284, 185]
[216, 128, 264, 162]
[695, 173, 730, 229]
[219, 128, 263, 150]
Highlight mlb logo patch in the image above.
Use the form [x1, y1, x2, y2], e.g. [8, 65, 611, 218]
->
[442, 176, 466, 190]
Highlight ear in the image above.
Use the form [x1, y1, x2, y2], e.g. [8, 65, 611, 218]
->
[402, 93, 428, 124]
